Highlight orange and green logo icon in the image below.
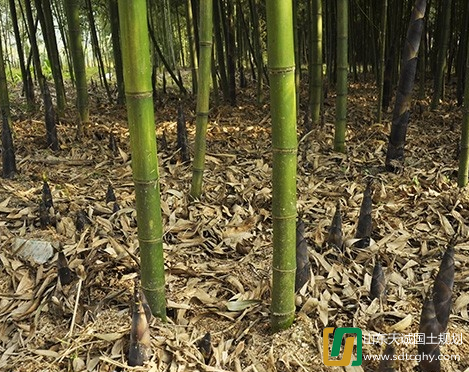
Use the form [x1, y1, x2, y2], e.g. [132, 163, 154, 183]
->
[323, 327, 362, 366]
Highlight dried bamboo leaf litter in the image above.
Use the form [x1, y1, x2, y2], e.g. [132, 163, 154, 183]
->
[0, 86, 468, 371]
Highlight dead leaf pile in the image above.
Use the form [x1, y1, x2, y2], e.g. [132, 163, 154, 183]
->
[0, 83, 468, 371]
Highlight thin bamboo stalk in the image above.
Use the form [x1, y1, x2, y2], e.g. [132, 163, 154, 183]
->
[457, 20, 469, 187]
[190, 0, 213, 199]
[334, 0, 348, 153]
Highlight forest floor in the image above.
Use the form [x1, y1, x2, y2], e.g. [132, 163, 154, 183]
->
[1, 81, 469, 372]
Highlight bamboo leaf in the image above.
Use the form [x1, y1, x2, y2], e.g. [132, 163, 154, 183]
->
[93, 332, 125, 342]
[226, 299, 261, 311]
[391, 314, 413, 332]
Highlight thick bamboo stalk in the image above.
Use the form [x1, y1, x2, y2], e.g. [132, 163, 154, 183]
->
[118, 0, 166, 320]
[266, 0, 297, 332]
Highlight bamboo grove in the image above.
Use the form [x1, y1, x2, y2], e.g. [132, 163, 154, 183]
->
[1, 0, 469, 335]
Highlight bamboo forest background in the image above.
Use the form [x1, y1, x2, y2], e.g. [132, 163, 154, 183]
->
[2, 0, 468, 108]
[1, 0, 469, 371]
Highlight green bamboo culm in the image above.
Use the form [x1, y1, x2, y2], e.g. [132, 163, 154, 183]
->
[63, 0, 89, 139]
[334, 0, 348, 153]
[118, 0, 166, 320]
[266, 0, 297, 332]
[457, 24, 469, 187]
[190, 0, 213, 199]
[309, 0, 323, 126]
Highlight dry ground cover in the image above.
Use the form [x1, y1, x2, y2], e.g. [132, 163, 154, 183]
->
[1, 83, 469, 371]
